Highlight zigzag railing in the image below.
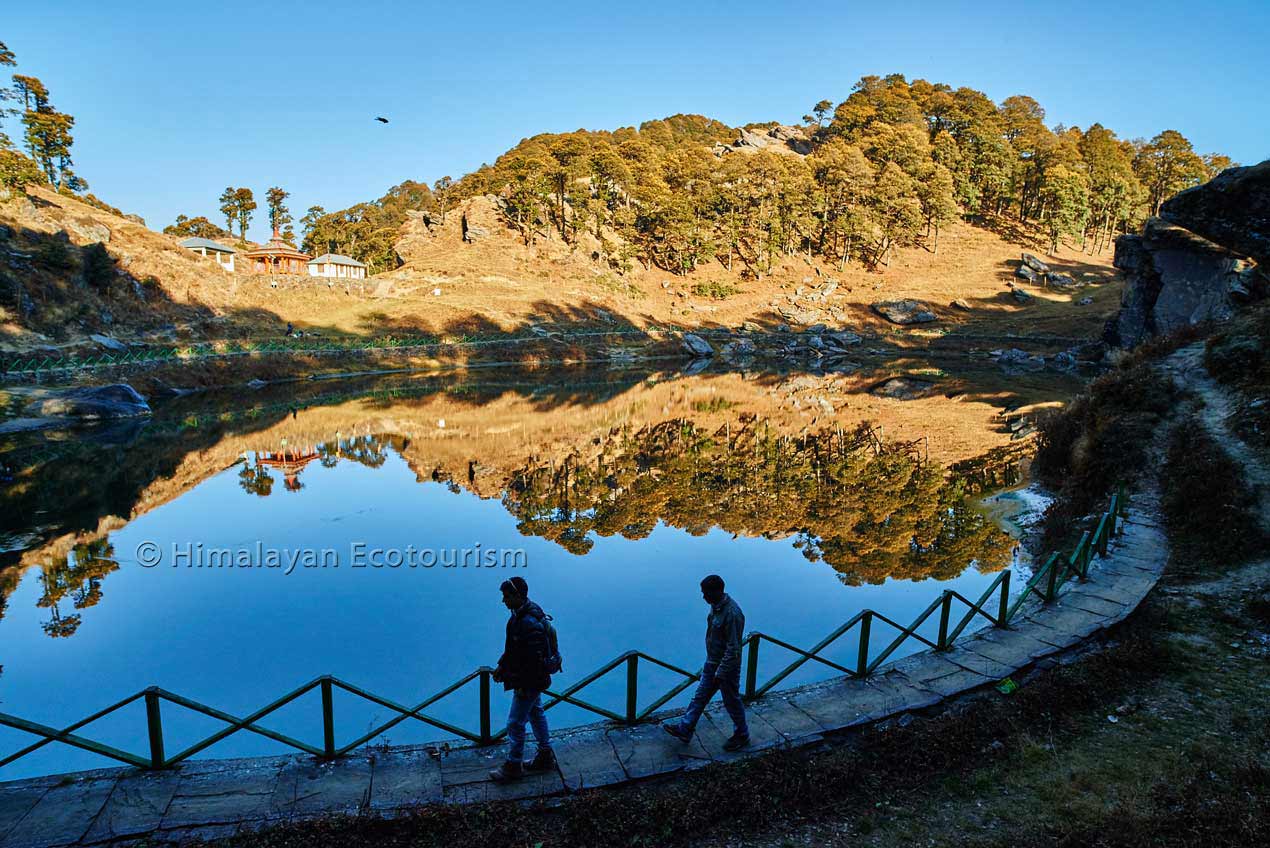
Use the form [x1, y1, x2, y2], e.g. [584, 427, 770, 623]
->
[0, 489, 1129, 774]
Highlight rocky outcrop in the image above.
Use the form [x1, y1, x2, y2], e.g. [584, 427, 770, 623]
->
[1161, 160, 1270, 264]
[22, 384, 151, 420]
[721, 125, 811, 157]
[1108, 159, 1269, 348]
[871, 299, 937, 325]
[1109, 218, 1256, 347]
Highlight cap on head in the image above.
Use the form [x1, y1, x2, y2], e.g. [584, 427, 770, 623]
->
[700, 574, 725, 594]
[500, 576, 529, 598]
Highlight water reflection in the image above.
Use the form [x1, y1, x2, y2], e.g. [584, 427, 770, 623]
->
[0, 363, 1046, 778]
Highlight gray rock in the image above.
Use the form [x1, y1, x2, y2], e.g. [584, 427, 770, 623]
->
[825, 330, 863, 347]
[22, 384, 151, 420]
[1110, 217, 1251, 347]
[680, 333, 714, 357]
[951, 298, 972, 311]
[1046, 272, 1077, 288]
[721, 338, 756, 362]
[995, 348, 1045, 370]
[871, 377, 937, 400]
[1078, 296, 1094, 306]
[1021, 252, 1050, 273]
[1051, 351, 1078, 370]
[461, 225, 489, 243]
[871, 299, 937, 325]
[1012, 287, 1033, 304]
[66, 216, 111, 244]
[1160, 159, 1270, 263]
[1014, 265, 1040, 284]
[89, 333, 127, 352]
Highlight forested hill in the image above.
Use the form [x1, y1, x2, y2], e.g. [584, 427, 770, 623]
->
[299, 74, 1232, 277]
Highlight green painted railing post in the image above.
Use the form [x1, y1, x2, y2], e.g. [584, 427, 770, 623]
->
[744, 635, 760, 698]
[1044, 554, 1060, 602]
[144, 689, 165, 769]
[857, 612, 872, 675]
[996, 570, 1011, 626]
[936, 592, 952, 650]
[320, 677, 335, 758]
[625, 653, 639, 723]
[478, 668, 492, 744]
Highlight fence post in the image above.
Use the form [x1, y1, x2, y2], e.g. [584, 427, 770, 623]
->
[744, 635, 760, 699]
[479, 668, 492, 744]
[857, 612, 872, 676]
[625, 653, 639, 723]
[1044, 553, 1060, 602]
[144, 689, 165, 769]
[321, 677, 336, 758]
[996, 570, 1011, 627]
[936, 592, 952, 650]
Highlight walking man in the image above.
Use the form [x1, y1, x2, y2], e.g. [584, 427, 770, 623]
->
[662, 574, 749, 751]
[489, 576, 557, 782]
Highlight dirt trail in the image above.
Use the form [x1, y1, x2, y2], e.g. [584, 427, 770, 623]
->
[1161, 342, 1270, 533]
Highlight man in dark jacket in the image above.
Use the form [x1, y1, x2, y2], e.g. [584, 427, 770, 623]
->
[662, 574, 749, 750]
[489, 576, 556, 782]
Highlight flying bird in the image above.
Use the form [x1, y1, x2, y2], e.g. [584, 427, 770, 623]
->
[375, 116, 389, 124]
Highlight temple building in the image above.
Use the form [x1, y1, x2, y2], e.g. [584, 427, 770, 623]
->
[243, 229, 311, 274]
[307, 253, 368, 280]
[179, 237, 237, 272]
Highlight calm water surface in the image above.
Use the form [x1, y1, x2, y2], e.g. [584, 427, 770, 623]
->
[0, 365, 1036, 779]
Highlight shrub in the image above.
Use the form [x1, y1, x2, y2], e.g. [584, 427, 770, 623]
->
[34, 236, 75, 271]
[692, 280, 740, 300]
[81, 242, 115, 292]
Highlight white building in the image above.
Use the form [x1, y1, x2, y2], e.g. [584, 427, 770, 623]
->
[179, 237, 237, 272]
[307, 253, 367, 280]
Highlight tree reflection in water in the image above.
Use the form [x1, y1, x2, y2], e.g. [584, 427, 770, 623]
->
[5, 423, 1016, 640]
[503, 419, 1014, 585]
[35, 538, 120, 638]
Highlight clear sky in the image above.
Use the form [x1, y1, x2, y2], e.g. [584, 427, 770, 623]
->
[4, 0, 1267, 242]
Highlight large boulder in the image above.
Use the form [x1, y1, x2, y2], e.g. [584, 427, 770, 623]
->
[22, 384, 151, 420]
[1021, 253, 1050, 273]
[871, 377, 937, 400]
[1109, 218, 1253, 347]
[871, 299, 937, 325]
[680, 333, 714, 358]
[1160, 159, 1270, 264]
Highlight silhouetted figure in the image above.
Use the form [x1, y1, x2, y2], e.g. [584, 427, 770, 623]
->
[488, 577, 558, 782]
[663, 574, 749, 750]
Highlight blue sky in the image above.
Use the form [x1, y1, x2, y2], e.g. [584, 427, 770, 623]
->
[5, 0, 1267, 241]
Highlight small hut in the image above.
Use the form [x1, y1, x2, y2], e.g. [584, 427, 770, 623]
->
[244, 229, 310, 275]
[179, 237, 237, 272]
[307, 253, 367, 280]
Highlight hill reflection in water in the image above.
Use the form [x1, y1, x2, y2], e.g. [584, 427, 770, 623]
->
[0, 364, 1036, 779]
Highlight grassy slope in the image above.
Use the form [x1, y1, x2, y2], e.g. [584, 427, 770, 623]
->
[0, 187, 1120, 355]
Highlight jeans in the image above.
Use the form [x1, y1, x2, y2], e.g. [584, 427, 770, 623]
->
[506, 689, 551, 762]
[679, 662, 748, 736]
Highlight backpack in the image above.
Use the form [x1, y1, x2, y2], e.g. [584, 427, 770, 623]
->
[542, 613, 563, 674]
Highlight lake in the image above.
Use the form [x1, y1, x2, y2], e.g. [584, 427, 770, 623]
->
[0, 361, 1053, 780]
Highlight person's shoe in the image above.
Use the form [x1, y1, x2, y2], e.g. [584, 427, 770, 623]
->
[661, 721, 692, 743]
[525, 747, 557, 772]
[722, 733, 750, 752]
[488, 760, 524, 783]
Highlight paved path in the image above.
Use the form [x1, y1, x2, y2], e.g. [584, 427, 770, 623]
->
[0, 502, 1166, 847]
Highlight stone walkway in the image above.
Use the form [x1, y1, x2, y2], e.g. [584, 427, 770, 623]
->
[0, 501, 1166, 847]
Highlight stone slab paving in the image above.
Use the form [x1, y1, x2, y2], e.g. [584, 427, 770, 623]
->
[0, 501, 1168, 847]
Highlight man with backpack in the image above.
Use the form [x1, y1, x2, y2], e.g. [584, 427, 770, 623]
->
[489, 576, 560, 782]
[661, 574, 750, 751]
